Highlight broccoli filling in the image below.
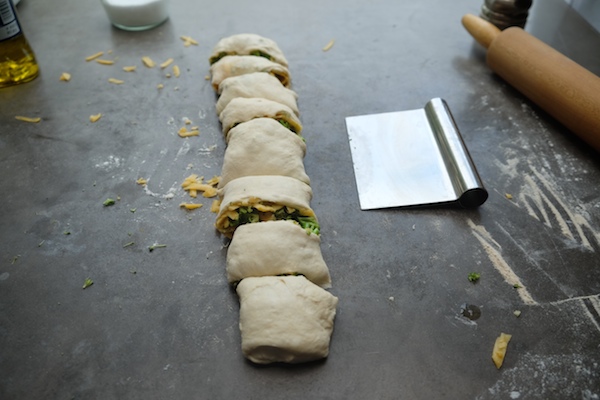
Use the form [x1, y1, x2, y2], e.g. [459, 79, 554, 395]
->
[277, 119, 297, 133]
[229, 206, 319, 235]
[210, 51, 229, 65]
[249, 50, 273, 61]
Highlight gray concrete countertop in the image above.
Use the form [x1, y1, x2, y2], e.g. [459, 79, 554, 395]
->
[1, 0, 599, 399]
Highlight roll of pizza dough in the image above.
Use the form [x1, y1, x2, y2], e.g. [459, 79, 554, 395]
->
[219, 97, 302, 140]
[227, 220, 331, 288]
[209, 33, 289, 67]
[219, 118, 309, 188]
[216, 72, 299, 117]
[236, 275, 338, 364]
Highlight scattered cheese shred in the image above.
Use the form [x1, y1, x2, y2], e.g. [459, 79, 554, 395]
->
[182, 174, 202, 187]
[173, 65, 180, 78]
[205, 176, 220, 186]
[59, 72, 71, 82]
[189, 184, 217, 198]
[160, 58, 174, 69]
[123, 65, 137, 72]
[492, 333, 512, 369]
[15, 116, 41, 123]
[183, 117, 192, 125]
[210, 200, 221, 213]
[165, 73, 172, 78]
[96, 59, 115, 65]
[178, 126, 200, 138]
[322, 39, 335, 52]
[108, 78, 124, 85]
[136, 178, 148, 185]
[142, 56, 155, 68]
[180, 35, 199, 47]
[204, 75, 210, 80]
[181, 174, 219, 198]
[505, 193, 513, 200]
[157, 83, 164, 89]
[85, 51, 104, 62]
[89, 113, 102, 123]
[179, 203, 203, 210]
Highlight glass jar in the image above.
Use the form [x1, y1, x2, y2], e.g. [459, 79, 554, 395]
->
[0, 0, 39, 88]
[100, 0, 170, 31]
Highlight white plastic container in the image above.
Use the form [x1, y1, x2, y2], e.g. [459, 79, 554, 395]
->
[100, 0, 170, 31]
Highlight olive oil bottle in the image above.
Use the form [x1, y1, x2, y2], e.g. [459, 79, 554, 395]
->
[0, 0, 39, 88]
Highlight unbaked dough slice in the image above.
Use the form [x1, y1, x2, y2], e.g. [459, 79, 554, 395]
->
[236, 275, 338, 364]
[209, 33, 288, 67]
[219, 118, 309, 188]
[215, 175, 317, 238]
[227, 220, 331, 288]
[219, 97, 302, 140]
[210, 55, 290, 91]
[216, 72, 299, 117]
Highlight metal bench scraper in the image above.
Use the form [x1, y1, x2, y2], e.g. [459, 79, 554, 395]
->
[345, 98, 488, 210]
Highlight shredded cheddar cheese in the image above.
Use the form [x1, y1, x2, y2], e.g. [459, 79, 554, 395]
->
[96, 59, 115, 65]
[85, 51, 104, 62]
[210, 200, 221, 213]
[205, 176, 220, 186]
[178, 126, 200, 138]
[89, 113, 102, 123]
[142, 56, 155, 68]
[492, 333, 512, 369]
[108, 78, 124, 85]
[179, 203, 203, 210]
[136, 178, 147, 185]
[160, 58, 174, 69]
[15, 116, 41, 123]
[60, 72, 71, 81]
[157, 83, 164, 89]
[184, 184, 217, 197]
[322, 39, 335, 52]
[181, 174, 219, 198]
[182, 174, 202, 186]
[173, 65, 180, 78]
[123, 66, 137, 72]
[180, 35, 199, 47]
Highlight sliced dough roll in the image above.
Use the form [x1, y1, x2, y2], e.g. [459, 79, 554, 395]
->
[219, 97, 302, 140]
[216, 72, 299, 117]
[209, 33, 288, 67]
[236, 275, 338, 364]
[210, 55, 291, 91]
[219, 118, 309, 189]
[227, 220, 331, 288]
[215, 175, 317, 238]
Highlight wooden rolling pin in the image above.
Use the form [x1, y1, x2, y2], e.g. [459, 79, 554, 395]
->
[462, 14, 600, 153]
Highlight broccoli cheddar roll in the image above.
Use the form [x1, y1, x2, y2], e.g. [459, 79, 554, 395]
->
[227, 220, 331, 288]
[209, 33, 289, 67]
[236, 275, 338, 364]
[216, 72, 299, 117]
[219, 118, 309, 188]
[219, 97, 302, 140]
[210, 55, 291, 91]
[215, 175, 317, 238]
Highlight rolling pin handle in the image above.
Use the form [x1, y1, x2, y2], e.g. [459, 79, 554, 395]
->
[461, 13, 501, 49]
